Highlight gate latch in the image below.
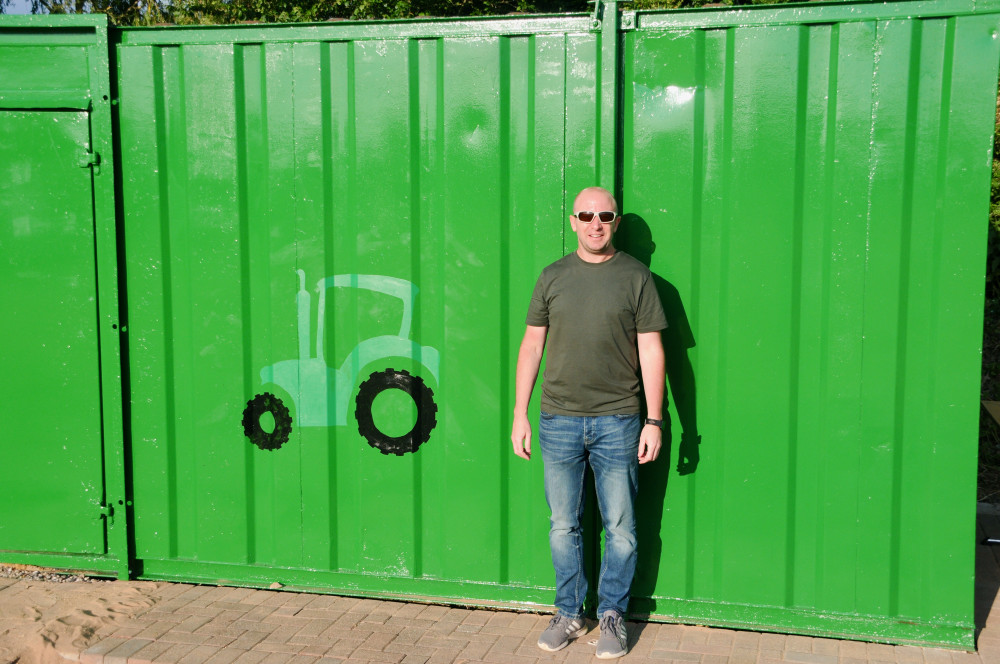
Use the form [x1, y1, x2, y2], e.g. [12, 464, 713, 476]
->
[97, 503, 114, 525]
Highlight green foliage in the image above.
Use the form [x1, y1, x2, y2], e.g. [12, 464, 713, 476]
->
[988, 95, 1000, 301]
[166, 0, 597, 23]
[0, 0, 849, 24]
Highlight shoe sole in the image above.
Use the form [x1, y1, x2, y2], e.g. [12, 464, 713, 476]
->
[537, 626, 588, 652]
[595, 647, 627, 659]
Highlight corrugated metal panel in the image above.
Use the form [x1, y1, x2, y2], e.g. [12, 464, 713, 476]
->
[621, 4, 1000, 647]
[116, 18, 610, 607]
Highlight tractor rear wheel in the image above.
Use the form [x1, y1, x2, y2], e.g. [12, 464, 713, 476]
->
[354, 368, 437, 456]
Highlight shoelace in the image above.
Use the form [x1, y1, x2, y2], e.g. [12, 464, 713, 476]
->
[549, 616, 572, 631]
[599, 613, 624, 641]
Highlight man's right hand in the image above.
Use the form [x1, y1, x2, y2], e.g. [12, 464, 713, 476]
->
[511, 413, 532, 460]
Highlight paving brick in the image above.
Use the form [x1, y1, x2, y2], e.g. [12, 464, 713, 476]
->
[893, 645, 924, 662]
[288, 636, 330, 649]
[459, 640, 493, 660]
[866, 642, 897, 660]
[205, 647, 246, 664]
[177, 645, 223, 663]
[366, 622, 406, 636]
[326, 639, 364, 658]
[922, 648, 955, 663]
[400, 655, 429, 664]
[729, 645, 757, 664]
[700, 655, 729, 664]
[108, 624, 148, 639]
[245, 605, 280, 621]
[106, 638, 157, 664]
[952, 651, 982, 664]
[256, 654, 295, 664]
[294, 620, 333, 639]
[480, 650, 538, 664]
[205, 634, 238, 647]
[648, 651, 700, 662]
[839, 640, 869, 658]
[299, 643, 333, 657]
[231, 650, 270, 664]
[785, 635, 814, 653]
[230, 631, 270, 650]
[705, 629, 736, 646]
[783, 651, 839, 664]
[81, 637, 130, 664]
[152, 642, 199, 663]
[126, 638, 176, 664]
[263, 624, 307, 644]
[677, 640, 731, 655]
[811, 637, 840, 655]
[647, 639, 680, 652]
[351, 648, 404, 663]
[383, 643, 435, 657]
[298, 608, 339, 620]
[256, 641, 305, 655]
[487, 635, 523, 655]
[463, 611, 494, 626]
[678, 630, 709, 646]
[158, 629, 211, 645]
[759, 633, 787, 650]
[135, 621, 182, 640]
[287, 656, 324, 664]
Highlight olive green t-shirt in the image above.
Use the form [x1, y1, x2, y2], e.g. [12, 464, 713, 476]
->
[525, 251, 667, 416]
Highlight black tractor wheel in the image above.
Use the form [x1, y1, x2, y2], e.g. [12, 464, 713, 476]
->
[242, 392, 293, 451]
[354, 369, 437, 456]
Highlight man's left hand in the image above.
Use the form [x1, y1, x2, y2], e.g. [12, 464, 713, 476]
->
[638, 424, 661, 464]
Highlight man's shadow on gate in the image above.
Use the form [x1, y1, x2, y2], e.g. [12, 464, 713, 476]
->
[617, 212, 701, 616]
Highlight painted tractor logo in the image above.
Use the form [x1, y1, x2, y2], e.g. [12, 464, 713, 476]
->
[242, 270, 440, 456]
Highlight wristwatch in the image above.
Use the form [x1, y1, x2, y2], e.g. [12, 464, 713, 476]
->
[644, 418, 663, 428]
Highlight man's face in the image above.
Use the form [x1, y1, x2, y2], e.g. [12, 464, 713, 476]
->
[570, 189, 620, 259]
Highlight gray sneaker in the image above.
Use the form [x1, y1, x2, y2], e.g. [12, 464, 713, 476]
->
[537, 615, 586, 651]
[595, 610, 628, 658]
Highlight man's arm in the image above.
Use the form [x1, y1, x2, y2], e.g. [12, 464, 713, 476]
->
[511, 325, 548, 460]
[637, 330, 665, 464]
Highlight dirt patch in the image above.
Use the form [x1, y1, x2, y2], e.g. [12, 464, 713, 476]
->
[0, 566, 163, 664]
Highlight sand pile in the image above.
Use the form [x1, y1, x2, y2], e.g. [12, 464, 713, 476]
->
[0, 566, 162, 664]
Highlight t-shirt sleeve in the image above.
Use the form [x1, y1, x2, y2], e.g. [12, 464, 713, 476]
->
[635, 272, 668, 333]
[525, 273, 549, 327]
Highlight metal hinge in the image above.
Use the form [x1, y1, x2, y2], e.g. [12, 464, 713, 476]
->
[78, 149, 100, 168]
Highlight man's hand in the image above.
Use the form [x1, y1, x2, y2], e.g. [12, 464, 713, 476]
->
[638, 423, 661, 464]
[511, 412, 532, 460]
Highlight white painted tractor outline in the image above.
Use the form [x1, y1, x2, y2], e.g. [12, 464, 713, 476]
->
[241, 270, 440, 455]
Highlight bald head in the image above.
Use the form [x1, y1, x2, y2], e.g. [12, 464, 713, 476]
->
[573, 186, 617, 214]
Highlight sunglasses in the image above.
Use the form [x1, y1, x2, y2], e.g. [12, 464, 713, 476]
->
[575, 210, 618, 223]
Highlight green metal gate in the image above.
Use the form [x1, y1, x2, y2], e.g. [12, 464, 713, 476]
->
[0, 15, 128, 575]
[621, 0, 1000, 646]
[2, 0, 999, 648]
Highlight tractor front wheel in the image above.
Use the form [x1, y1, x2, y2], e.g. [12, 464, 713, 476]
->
[242, 392, 293, 451]
[354, 369, 437, 456]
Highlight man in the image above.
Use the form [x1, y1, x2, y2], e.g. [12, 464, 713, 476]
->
[511, 186, 667, 659]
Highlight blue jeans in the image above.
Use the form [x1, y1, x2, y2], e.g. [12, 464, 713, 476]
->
[538, 412, 641, 619]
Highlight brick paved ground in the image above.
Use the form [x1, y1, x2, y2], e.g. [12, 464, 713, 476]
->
[7, 510, 1000, 664]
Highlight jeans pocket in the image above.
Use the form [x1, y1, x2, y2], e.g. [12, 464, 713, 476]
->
[540, 412, 556, 420]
